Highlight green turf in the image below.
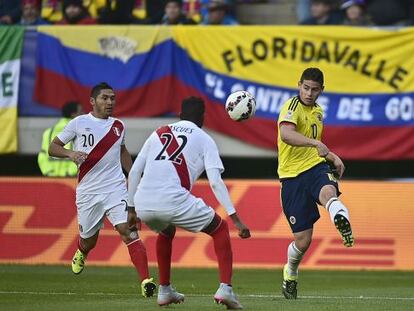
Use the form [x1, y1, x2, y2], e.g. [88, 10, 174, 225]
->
[0, 265, 413, 311]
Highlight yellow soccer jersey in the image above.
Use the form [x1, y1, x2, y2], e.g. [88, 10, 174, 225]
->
[277, 96, 325, 179]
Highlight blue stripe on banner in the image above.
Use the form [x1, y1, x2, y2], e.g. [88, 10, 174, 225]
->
[36, 33, 176, 89]
[172, 57, 414, 126]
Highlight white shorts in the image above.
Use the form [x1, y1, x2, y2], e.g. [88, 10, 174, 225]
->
[137, 196, 215, 233]
[76, 189, 128, 238]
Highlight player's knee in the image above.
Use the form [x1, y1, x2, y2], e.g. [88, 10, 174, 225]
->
[203, 213, 223, 235]
[115, 224, 137, 244]
[319, 185, 337, 206]
[160, 225, 176, 239]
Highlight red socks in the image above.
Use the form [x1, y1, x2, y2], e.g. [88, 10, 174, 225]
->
[156, 231, 175, 286]
[127, 239, 150, 282]
[155, 218, 233, 286]
[208, 219, 233, 285]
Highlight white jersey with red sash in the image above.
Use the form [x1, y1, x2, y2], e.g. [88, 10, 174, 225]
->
[57, 113, 127, 195]
[134, 120, 224, 209]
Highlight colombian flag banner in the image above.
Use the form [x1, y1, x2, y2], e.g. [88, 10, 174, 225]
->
[0, 27, 23, 154]
[34, 26, 414, 160]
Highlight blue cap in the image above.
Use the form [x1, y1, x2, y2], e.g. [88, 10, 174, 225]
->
[341, 0, 366, 9]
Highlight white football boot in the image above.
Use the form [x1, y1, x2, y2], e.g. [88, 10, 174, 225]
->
[157, 284, 185, 306]
[214, 283, 243, 310]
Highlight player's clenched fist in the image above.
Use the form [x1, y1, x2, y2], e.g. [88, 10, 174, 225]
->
[238, 227, 251, 239]
[70, 151, 88, 165]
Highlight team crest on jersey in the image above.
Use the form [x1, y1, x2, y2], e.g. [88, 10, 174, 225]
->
[314, 112, 323, 122]
[289, 216, 296, 225]
[112, 127, 121, 137]
[284, 110, 293, 120]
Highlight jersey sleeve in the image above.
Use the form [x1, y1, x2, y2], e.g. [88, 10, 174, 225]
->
[278, 99, 300, 126]
[203, 135, 224, 173]
[57, 118, 77, 144]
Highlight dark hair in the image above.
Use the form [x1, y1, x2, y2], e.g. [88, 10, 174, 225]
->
[62, 101, 80, 118]
[180, 97, 205, 124]
[311, 0, 333, 5]
[300, 67, 324, 86]
[90, 82, 113, 99]
[63, 0, 83, 9]
[166, 0, 183, 6]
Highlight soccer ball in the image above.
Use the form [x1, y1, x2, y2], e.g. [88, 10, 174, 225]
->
[225, 91, 256, 121]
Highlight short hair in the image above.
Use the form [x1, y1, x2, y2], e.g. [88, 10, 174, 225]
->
[90, 82, 113, 99]
[311, 0, 333, 5]
[62, 101, 80, 118]
[180, 96, 205, 119]
[166, 0, 183, 6]
[300, 67, 324, 86]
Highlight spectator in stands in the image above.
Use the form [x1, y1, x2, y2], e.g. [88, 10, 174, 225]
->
[301, 0, 344, 25]
[20, 0, 49, 25]
[97, 0, 138, 24]
[161, 0, 197, 24]
[202, 0, 238, 25]
[366, 0, 411, 26]
[38, 101, 83, 177]
[183, 0, 202, 23]
[139, 0, 167, 24]
[341, 0, 372, 26]
[0, 0, 22, 24]
[58, 0, 96, 24]
[296, 0, 312, 23]
[41, 0, 62, 23]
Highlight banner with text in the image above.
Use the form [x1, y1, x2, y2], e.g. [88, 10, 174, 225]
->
[34, 26, 414, 159]
[1, 177, 413, 270]
[0, 27, 23, 153]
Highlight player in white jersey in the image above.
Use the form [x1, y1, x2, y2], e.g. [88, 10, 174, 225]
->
[128, 97, 251, 309]
[48, 82, 156, 298]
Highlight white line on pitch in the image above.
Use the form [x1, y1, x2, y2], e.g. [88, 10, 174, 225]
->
[0, 291, 413, 301]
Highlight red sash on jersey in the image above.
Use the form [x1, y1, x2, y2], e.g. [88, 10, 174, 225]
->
[78, 120, 124, 183]
[156, 126, 191, 191]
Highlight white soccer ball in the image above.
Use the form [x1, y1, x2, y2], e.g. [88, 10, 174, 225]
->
[225, 91, 256, 121]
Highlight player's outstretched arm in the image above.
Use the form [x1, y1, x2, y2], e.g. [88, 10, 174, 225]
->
[280, 123, 330, 157]
[206, 168, 251, 239]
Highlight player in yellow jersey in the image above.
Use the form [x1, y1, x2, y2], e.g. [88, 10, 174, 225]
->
[277, 68, 354, 299]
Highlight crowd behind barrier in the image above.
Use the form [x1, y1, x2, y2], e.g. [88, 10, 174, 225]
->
[0, 0, 413, 27]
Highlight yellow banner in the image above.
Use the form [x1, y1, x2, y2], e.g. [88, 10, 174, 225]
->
[0, 107, 17, 153]
[173, 26, 414, 93]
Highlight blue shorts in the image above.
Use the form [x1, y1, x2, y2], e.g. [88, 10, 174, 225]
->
[280, 162, 340, 233]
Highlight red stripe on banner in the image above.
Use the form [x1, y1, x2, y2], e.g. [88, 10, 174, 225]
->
[78, 120, 123, 182]
[323, 126, 414, 160]
[34, 68, 175, 117]
[156, 126, 191, 191]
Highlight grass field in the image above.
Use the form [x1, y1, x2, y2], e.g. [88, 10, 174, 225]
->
[0, 265, 413, 311]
